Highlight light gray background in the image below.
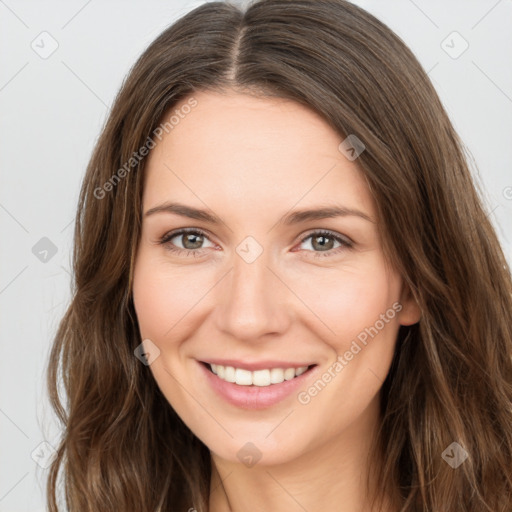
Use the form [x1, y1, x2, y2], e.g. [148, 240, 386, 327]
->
[1, 0, 511, 510]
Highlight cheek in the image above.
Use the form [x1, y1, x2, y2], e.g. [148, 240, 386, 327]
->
[290, 259, 400, 349]
[132, 265, 171, 340]
[290, 263, 401, 439]
[132, 251, 211, 340]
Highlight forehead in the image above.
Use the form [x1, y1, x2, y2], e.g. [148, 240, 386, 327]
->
[143, 90, 375, 220]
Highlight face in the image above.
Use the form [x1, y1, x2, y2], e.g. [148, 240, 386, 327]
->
[132, 90, 420, 466]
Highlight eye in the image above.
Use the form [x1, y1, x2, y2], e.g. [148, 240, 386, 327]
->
[159, 228, 215, 256]
[158, 228, 353, 258]
[296, 230, 353, 257]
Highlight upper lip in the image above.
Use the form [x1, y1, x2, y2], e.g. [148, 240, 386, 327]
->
[200, 359, 316, 371]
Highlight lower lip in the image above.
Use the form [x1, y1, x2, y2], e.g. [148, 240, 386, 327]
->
[198, 361, 318, 410]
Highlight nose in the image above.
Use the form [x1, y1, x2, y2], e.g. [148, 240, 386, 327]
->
[213, 247, 292, 342]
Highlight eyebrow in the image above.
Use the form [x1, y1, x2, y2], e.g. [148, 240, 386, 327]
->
[144, 202, 375, 224]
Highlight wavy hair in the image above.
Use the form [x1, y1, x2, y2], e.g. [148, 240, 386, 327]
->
[46, 1, 512, 510]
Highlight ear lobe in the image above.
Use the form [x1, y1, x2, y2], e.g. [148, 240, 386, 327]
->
[397, 284, 422, 326]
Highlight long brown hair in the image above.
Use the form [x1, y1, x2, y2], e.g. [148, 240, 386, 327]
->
[46, 1, 512, 510]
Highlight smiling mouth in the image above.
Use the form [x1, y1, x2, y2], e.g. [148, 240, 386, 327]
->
[201, 362, 317, 387]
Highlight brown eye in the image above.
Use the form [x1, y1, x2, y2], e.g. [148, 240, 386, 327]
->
[159, 228, 215, 253]
[311, 234, 335, 251]
[177, 232, 204, 249]
[298, 230, 352, 257]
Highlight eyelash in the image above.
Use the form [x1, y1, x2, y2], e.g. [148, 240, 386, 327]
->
[158, 228, 353, 258]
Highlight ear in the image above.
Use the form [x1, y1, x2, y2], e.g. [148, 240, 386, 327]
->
[397, 282, 421, 326]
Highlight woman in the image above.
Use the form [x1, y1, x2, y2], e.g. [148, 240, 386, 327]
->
[46, 1, 512, 511]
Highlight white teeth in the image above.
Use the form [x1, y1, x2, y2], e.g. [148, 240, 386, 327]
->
[284, 368, 296, 380]
[235, 368, 253, 385]
[224, 365, 236, 382]
[295, 366, 308, 376]
[253, 369, 270, 386]
[270, 368, 284, 384]
[209, 364, 310, 386]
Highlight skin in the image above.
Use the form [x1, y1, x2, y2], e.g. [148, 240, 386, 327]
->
[132, 89, 421, 512]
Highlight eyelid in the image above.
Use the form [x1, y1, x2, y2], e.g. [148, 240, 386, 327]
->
[159, 227, 214, 246]
[297, 228, 354, 247]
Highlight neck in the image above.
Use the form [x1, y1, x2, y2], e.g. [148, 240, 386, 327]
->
[208, 396, 395, 512]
